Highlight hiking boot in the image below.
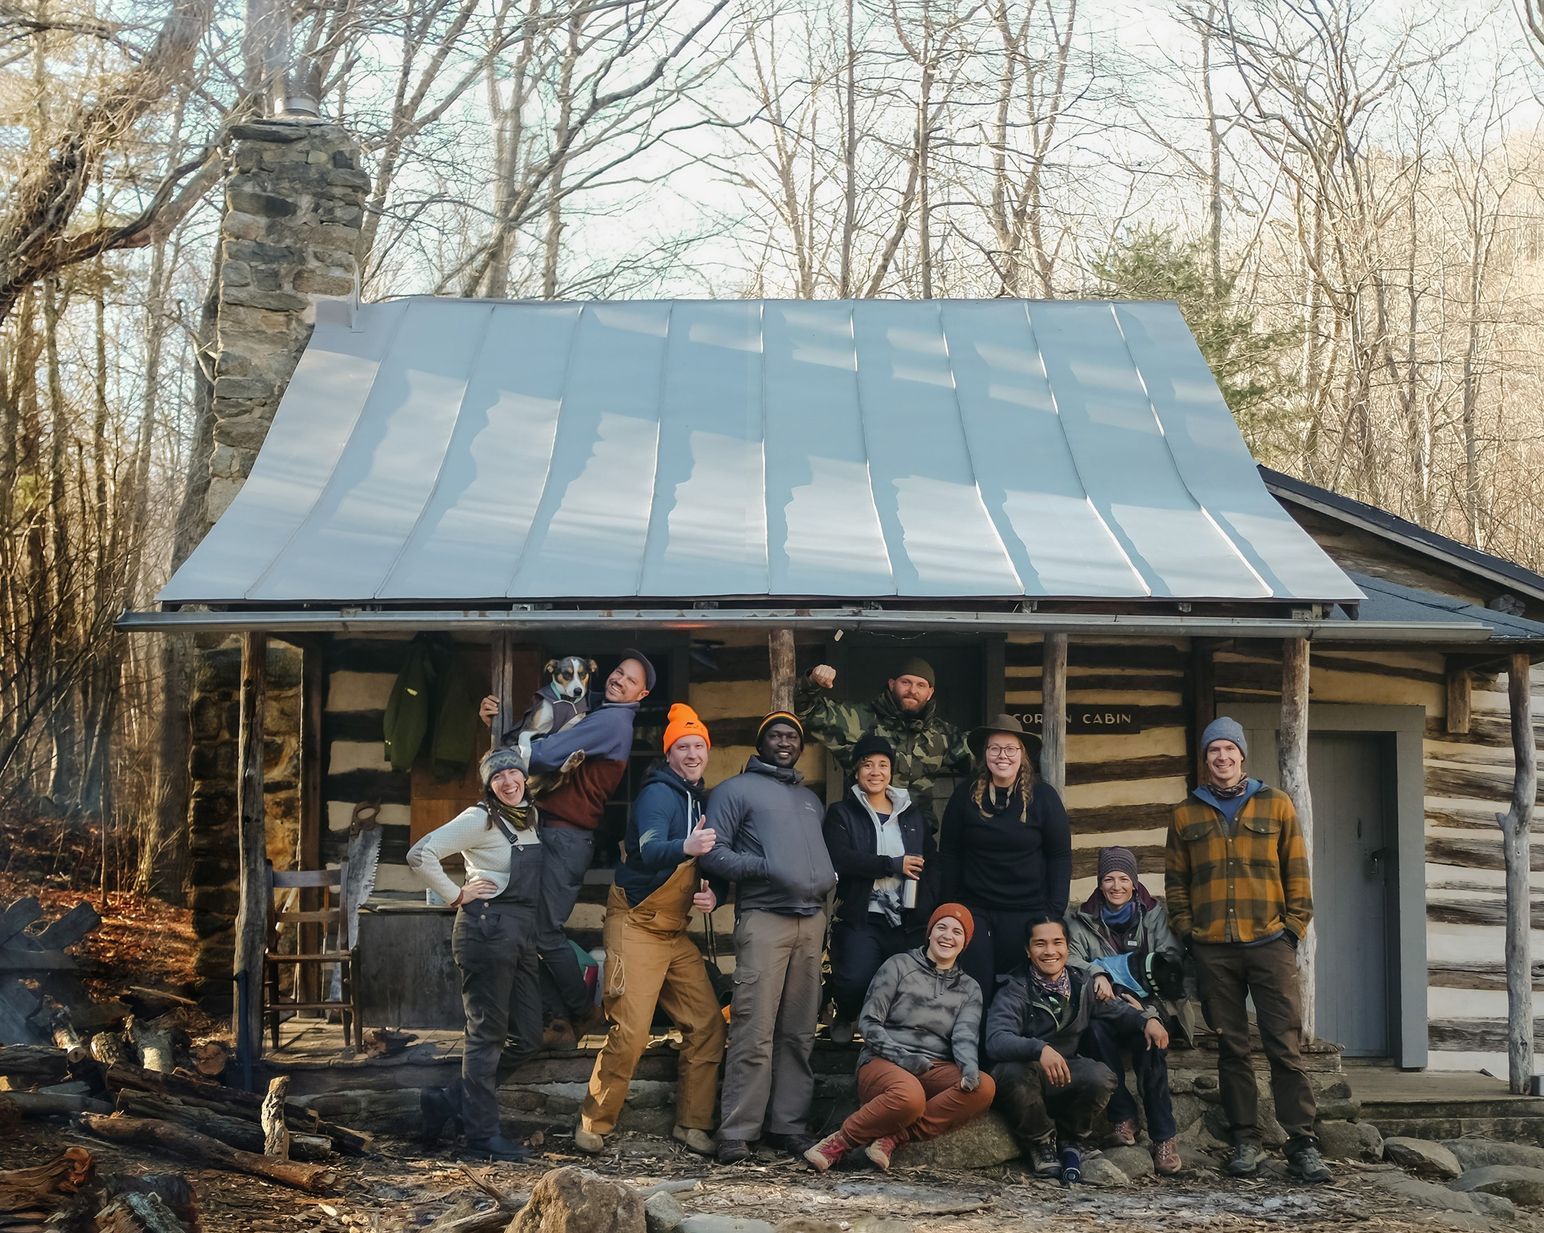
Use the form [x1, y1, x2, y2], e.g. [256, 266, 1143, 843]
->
[1025, 1135, 1061, 1179]
[672, 1125, 715, 1156]
[1152, 1136, 1182, 1176]
[715, 1137, 753, 1164]
[420, 1085, 461, 1147]
[864, 1133, 903, 1172]
[828, 1018, 855, 1045]
[572, 1005, 608, 1040]
[1226, 1139, 1269, 1177]
[1287, 1144, 1332, 1184]
[542, 1019, 577, 1050]
[803, 1131, 851, 1173]
[573, 1125, 605, 1155]
[1108, 1117, 1138, 1148]
[463, 1134, 530, 1162]
[763, 1130, 818, 1156]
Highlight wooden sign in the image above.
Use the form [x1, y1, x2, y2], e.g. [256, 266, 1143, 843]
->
[1010, 707, 1150, 734]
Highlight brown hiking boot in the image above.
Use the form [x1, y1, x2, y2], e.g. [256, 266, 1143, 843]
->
[1109, 1117, 1137, 1147]
[864, 1133, 903, 1171]
[542, 1019, 577, 1050]
[803, 1131, 851, 1173]
[1152, 1136, 1182, 1175]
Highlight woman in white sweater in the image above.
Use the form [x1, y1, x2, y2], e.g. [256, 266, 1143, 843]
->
[407, 746, 544, 1161]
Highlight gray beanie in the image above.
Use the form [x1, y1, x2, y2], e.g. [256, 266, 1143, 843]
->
[1200, 716, 1248, 760]
[480, 745, 528, 789]
[1097, 846, 1140, 884]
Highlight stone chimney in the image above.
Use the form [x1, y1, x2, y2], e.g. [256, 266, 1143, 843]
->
[186, 118, 369, 1004]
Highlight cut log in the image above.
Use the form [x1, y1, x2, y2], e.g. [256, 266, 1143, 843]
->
[95, 1190, 195, 1233]
[48, 1001, 87, 1063]
[91, 1031, 132, 1068]
[261, 1076, 290, 1158]
[0, 1146, 95, 1224]
[1, 1090, 114, 1116]
[0, 1044, 69, 1083]
[118, 1094, 334, 1161]
[78, 1112, 338, 1193]
[188, 1040, 229, 1078]
[0, 898, 43, 949]
[126, 1016, 176, 1074]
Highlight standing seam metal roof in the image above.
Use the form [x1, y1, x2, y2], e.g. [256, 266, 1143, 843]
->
[159, 297, 1361, 607]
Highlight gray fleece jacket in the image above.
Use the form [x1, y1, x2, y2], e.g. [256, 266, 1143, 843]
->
[857, 948, 983, 1085]
[699, 757, 836, 918]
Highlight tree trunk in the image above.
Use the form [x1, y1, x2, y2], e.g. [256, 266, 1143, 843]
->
[1278, 637, 1315, 1040]
[1040, 633, 1067, 794]
[1501, 654, 1537, 1094]
[768, 630, 797, 714]
[233, 632, 268, 1082]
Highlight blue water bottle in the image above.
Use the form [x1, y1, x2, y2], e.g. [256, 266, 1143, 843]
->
[1060, 1145, 1082, 1184]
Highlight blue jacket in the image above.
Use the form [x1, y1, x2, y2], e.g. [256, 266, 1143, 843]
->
[615, 763, 720, 907]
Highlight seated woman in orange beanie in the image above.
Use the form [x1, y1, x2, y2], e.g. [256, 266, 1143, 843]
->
[576, 703, 726, 1156]
[803, 904, 995, 1173]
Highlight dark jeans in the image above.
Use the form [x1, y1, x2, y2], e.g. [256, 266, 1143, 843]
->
[1192, 937, 1317, 1149]
[830, 914, 914, 1022]
[1084, 1017, 1177, 1140]
[452, 903, 541, 1141]
[958, 904, 1035, 1020]
[534, 825, 595, 1020]
[993, 1055, 1117, 1146]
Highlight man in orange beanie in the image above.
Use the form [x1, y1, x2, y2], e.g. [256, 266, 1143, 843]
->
[575, 702, 726, 1156]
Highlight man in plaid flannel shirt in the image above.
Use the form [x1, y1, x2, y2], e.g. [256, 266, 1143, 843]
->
[1165, 716, 1331, 1185]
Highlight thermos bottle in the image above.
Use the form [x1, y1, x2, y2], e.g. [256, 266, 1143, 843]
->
[1060, 1145, 1082, 1183]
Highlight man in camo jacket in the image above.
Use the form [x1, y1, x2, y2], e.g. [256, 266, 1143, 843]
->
[795, 657, 972, 826]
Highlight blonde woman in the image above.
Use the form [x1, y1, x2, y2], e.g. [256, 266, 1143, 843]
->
[938, 714, 1071, 1014]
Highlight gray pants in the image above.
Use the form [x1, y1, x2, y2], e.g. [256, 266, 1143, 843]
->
[452, 903, 541, 1141]
[719, 908, 827, 1143]
[534, 825, 595, 1020]
[993, 1055, 1117, 1146]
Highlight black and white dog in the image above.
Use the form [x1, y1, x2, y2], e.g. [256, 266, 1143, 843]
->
[513, 655, 596, 765]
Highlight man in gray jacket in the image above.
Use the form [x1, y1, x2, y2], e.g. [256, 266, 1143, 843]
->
[699, 711, 837, 1164]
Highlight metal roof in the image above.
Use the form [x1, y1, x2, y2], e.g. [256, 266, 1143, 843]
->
[1334, 572, 1544, 641]
[158, 297, 1361, 609]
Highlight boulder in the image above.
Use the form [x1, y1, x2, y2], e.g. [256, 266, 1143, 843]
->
[677, 1220, 776, 1233]
[1366, 1172, 1478, 1214]
[1103, 1145, 1156, 1180]
[644, 1190, 685, 1233]
[1316, 1119, 1383, 1162]
[772, 1222, 842, 1233]
[1204, 1102, 1285, 1148]
[1076, 1152, 1130, 1187]
[1445, 1138, 1544, 1173]
[895, 1113, 1020, 1170]
[1465, 1190, 1517, 1220]
[1314, 1098, 1360, 1122]
[1450, 1164, 1544, 1208]
[1383, 1137, 1462, 1181]
[508, 1167, 646, 1233]
[848, 1221, 914, 1233]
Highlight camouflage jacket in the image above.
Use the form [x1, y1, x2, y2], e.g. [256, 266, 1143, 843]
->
[795, 679, 972, 822]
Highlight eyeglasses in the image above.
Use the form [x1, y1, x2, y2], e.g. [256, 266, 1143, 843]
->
[984, 743, 1020, 756]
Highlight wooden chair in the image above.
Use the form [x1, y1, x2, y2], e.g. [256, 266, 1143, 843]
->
[263, 862, 362, 1051]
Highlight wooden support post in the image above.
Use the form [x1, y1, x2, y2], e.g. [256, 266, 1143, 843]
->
[234, 632, 268, 1084]
[769, 628, 797, 714]
[1187, 638, 1218, 790]
[1500, 652, 1537, 1094]
[1446, 661, 1473, 736]
[1041, 633, 1067, 795]
[1278, 636, 1315, 1041]
[491, 632, 516, 749]
[299, 642, 325, 1005]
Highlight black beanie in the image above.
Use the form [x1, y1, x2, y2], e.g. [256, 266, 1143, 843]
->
[852, 731, 896, 767]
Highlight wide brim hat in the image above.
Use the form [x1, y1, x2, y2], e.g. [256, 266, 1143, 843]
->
[967, 713, 1039, 760]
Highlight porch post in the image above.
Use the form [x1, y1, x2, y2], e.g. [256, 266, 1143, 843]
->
[1278, 637, 1315, 1041]
[234, 631, 268, 1084]
[491, 632, 516, 749]
[1501, 652, 1537, 1094]
[1041, 633, 1067, 795]
[769, 629, 797, 713]
[298, 640, 324, 1005]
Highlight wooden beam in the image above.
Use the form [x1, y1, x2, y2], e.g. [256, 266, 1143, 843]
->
[1279, 636, 1315, 1041]
[1446, 661, 1473, 736]
[490, 632, 516, 748]
[1041, 633, 1067, 795]
[1501, 651, 1537, 1094]
[768, 629, 797, 714]
[298, 641, 325, 1005]
[233, 632, 268, 1085]
[1187, 638, 1218, 790]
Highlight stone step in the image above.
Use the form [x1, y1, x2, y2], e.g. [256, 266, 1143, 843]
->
[1361, 1097, 1544, 1121]
[1362, 1114, 1544, 1148]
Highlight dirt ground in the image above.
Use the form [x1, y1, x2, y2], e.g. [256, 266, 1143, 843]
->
[1, 1118, 1532, 1233]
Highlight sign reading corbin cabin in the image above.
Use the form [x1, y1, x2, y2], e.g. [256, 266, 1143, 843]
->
[1011, 707, 1148, 734]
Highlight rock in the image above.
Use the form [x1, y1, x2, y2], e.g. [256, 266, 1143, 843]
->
[1204, 1101, 1286, 1148]
[1466, 1190, 1517, 1220]
[773, 1221, 841, 1233]
[645, 1190, 685, 1233]
[1316, 1119, 1382, 1161]
[508, 1166, 646, 1233]
[895, 1113, 1020, 1169]
[1450, 1164, 1544, 1208]
[678, 1219, 776, 1233]
[1445, 1138, 1544, 1172]
[1103, 1145, 1156, 1180]
[1314, 1098, 1360, 1122]
[848, 1221, 914, 1233]
[1076, 1152, 1130, 1187]
[1383, 1137, 1462, 1180]
[1367, 1172, 1479, 1214]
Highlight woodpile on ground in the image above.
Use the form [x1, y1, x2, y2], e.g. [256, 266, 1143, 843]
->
[0, 1145, 201, 1232]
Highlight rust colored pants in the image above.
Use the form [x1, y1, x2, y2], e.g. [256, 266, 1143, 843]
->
[579, 865, 725, 1135]
[841, 1058, 996, 1146]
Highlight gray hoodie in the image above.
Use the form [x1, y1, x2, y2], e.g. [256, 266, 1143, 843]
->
[857, 948, 983, 1085]
[700, 758, 836, 917]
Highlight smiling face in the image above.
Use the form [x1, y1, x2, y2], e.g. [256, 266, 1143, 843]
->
[1100, 870, 1135, 909]
[758, 721, 803, 767]
[983, 735, 1024, 787]
[927, 915, 967, 968]
[888, 673, 935, 715]
[855, 753, 892, 798]
[489, 767, 527, 809]
[1026, 920, 1069, 980]
[667, 734, 709, 782]
[1206, 738, 1245, 790]
[605, 657, 650, 703]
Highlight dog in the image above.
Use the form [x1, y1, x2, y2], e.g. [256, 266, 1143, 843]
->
[513, 656, 596, 791]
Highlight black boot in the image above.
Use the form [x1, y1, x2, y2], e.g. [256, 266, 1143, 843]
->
[420, 1085, 462, 1147]
[463, 1133, 531, 1162]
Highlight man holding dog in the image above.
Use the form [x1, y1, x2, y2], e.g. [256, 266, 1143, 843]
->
[479, 650, 654, 1045]
[1165, 716, 1330, 1184]
[796, 658, 971, 824]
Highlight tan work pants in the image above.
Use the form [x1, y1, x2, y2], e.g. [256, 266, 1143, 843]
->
[579, 861, 725, 1135]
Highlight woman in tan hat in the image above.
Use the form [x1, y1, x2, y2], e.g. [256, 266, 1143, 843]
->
[938, 714, 1072, 1013]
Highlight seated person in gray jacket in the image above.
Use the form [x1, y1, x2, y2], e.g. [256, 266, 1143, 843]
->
[986, 916, 1169, 1180]
[803, 904, 995, 1174]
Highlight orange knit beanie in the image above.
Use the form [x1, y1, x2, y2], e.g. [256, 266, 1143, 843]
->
[663, 702, 711, 753]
